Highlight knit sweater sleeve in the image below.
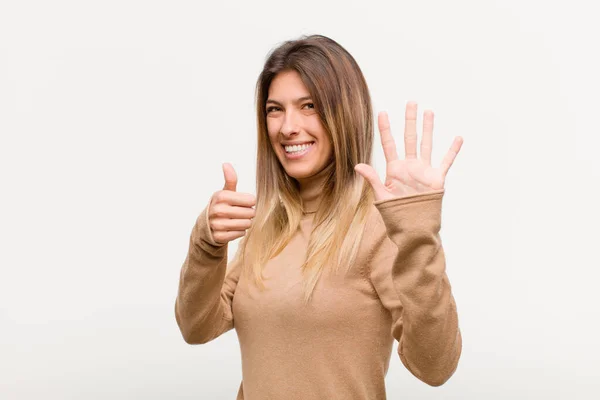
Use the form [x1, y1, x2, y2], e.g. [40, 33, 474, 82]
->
[367, 189, 462, 386]
[174, 197, 242, 344]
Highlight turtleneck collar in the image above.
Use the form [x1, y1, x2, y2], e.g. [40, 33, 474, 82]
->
[296, 162, 334, 214]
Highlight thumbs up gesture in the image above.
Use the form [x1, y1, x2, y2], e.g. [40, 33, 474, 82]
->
[208, 163, 256, 245]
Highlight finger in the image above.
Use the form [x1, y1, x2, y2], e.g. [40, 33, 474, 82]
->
[421, 110, 434, 166]
[210, 218, 253, 232]
[222, 162, 237, 191]
[378, 111, 399, 162]
[214, 191, 256, 207]
[213, 230, 246, 245]
[404, 101, 418, 159]
[439, 136, 464, 178]
[354, 163, 381, 187]
[211, 204, 256, 219]
[354, 163, 387, 199]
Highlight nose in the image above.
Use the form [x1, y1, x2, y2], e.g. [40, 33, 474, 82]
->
[280, 109, 300, 137]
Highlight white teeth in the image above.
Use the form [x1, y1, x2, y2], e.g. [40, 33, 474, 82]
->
[284, 142, 313, 153]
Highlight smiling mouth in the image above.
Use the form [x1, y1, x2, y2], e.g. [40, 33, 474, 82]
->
[283, 142, 315, 154]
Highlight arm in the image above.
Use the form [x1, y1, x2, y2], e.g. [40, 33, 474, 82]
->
[369, 189, 462, 386]
[174, 199, 242, 344]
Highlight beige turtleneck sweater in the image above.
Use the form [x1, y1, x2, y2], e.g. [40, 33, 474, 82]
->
[175, 168, 462, 399]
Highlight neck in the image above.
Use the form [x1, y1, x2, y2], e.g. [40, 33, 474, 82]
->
[297, 163, 333, 214]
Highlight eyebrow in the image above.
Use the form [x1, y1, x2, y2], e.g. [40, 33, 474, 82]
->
[266, 96, 313, 106]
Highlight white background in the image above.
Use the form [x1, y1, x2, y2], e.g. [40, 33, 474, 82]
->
[1, 0, 599, 399]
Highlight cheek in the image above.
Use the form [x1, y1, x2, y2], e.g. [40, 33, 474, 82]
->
[268, 137, 279, 154]
[267, 134, 281, 155]
[310, 123, 331, 155]
[309, 119, 327, 140]
[267, 120, 279, 140]
[317, 130, 333, 159]
[322, 140, 333, 160]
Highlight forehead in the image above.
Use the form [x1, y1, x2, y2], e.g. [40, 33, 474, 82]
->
[268, 70, 311, 99]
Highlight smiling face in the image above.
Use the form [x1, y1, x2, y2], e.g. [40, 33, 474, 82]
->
[266, 70, 333, 184]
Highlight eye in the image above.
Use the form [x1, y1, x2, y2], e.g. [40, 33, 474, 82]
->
[266, 106, 282, 114]
[302, 103, 315, 110]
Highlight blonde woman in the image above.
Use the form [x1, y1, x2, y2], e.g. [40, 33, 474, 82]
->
[175, 34, 464, 399]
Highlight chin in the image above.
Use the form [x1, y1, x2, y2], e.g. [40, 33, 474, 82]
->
[282, 165, 320, 180]
[283, 168, 310, 180]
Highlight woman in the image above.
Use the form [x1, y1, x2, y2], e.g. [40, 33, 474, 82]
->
[175, 34, 463, 399]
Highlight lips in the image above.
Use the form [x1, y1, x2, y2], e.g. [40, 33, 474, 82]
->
[282, 141, 314, 160]
[283, 142, 314, 152]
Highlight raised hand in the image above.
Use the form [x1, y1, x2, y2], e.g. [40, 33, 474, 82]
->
[355, 101, 463, 202]
[208, 163, 256, 245]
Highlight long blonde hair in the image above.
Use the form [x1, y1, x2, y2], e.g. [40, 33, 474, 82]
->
[240, 34, 375, 304]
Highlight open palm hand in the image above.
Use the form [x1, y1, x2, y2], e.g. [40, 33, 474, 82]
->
[355, 102, 463, 201]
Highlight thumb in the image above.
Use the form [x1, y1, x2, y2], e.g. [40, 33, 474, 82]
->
[354, 163, 386, 199]
[222, 162, 237, 191]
